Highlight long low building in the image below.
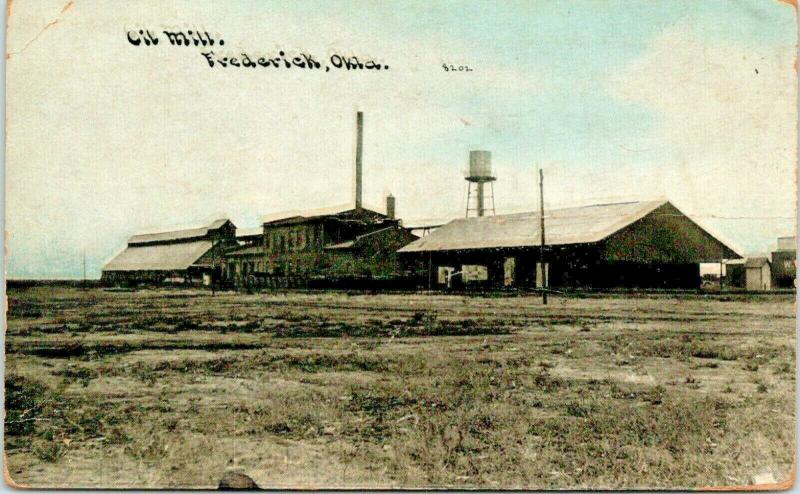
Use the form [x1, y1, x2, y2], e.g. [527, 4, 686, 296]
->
[398, 200, 741, 289]
[102, 219, 236, 285]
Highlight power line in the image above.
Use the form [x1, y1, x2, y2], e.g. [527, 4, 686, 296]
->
[404, 210, 795, 224]
[482, 212, 795, 221]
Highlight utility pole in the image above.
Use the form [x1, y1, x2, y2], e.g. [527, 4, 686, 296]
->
[355, 111, 363, 211]
[539, 168, 548, 305]
[210, 235, 217, 296]
[82, 249, 86, 290]
[427, 251, 432, 291]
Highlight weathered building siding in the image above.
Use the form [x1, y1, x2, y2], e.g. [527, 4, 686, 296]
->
[222, 208, 417, 286]
[265, 223, 326, 275]
[323, 227, 419, 278]
[602, 203, 735, 263]
[224, 248, 264, 284]
[743, 258, 772, 291]
[746, 263, 771, 291]
[266, 223, 324, 258]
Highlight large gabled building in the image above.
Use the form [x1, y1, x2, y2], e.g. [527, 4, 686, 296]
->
[224, 203, 417, 287]
[102, 219, 236, 285]
[398, 200, 741, 289]
[263, 206, 416, 278]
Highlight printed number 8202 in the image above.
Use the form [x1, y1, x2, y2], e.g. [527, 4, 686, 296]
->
[442, 64, 473, 72]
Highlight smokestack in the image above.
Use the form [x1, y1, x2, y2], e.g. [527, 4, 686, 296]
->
[386, 194, 395, 219]
[355, 111, 363, 210]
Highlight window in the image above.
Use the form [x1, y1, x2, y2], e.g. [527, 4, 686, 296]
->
[463, 264, 489, 282]
[536, 262, 549, 288]
[437, 266, 455, 284]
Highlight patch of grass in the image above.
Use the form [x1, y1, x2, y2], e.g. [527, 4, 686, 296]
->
[274, 316, 515, 338]
[31, 439, 66, 462]
[693, 361, 719, 369]
[8, 340, 265, 359]
[5, 375, 50, 436]
[282, 353, 388, 373]
[4, 287, 795, 489]
[634, 340, 741, 361]
[348, 389, 415, 417]
[532, 370, 565, 392]
[233, 394, 331, 440]
[774, 362, 793, 375]
[744, 361, 759, 372]
[7, 299, 45, 318]
[119, 351, 393, 383]
[53, 365, 99, 386]
[564, 401, 591, 418]
[5, 373, 136, 463]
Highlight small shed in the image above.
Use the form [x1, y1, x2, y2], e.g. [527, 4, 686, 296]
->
[744, 257, 771, 291]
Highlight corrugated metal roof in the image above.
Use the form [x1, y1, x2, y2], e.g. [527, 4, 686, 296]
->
[745, 257, 770, 268]
[103, 240, 213, 272]
[208, 219, 230, 229]
[236, 227, 263, 238]
[129, 226, 208, 245]
[398, 200, 666, 253]
[324, 226, 396, 250]
[225, 245, 264, 257]
[262, 207, 389, 227]
[128, 219, 231, 245]
[259, 203, 386, 224]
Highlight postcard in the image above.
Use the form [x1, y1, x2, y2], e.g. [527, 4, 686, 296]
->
[4, 0, 797, 489]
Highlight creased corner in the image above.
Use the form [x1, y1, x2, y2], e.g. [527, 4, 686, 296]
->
[6, 0, 75, 60]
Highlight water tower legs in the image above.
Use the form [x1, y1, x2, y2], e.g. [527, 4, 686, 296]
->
[477, 182, 485, 217]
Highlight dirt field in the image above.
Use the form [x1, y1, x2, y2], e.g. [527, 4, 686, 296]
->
[3, 286, 796, 489]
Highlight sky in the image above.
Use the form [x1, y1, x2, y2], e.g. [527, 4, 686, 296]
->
[5, 0, 798, 278]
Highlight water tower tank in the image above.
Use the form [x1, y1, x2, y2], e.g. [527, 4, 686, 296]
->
[468, 150, 493, 179]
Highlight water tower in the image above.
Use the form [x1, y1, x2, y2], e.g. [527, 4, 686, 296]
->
[465, 150, 496, 217]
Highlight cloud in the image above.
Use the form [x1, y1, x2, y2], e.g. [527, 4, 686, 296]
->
[5, 0, 548, 278]
[4, 3, 796, 277]
[607, 24, 796, 253]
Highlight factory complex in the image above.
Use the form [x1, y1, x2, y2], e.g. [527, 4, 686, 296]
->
[102, 113, 793, 292]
